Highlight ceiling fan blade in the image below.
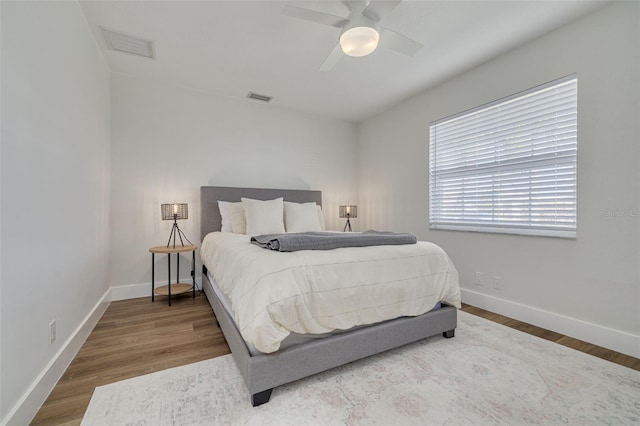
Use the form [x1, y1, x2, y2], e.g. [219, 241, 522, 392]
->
[319, 43, 344, 71]
[379, 27, 423, 56]
[363, 0, 402, 23]
[282, 5, 349, 28]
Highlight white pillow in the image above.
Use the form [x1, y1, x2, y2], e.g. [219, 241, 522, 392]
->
[284, 202, 322, 232]
[218, 201, 240, 232]
[241, 197, 285, 235]
[317, 205, 325, 231]
[228, 203, 247, 234]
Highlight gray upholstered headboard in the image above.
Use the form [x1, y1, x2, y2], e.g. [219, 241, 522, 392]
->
[200, 186, 322, 241]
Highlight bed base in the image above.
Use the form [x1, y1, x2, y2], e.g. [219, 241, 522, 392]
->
[199, 186, 456, 406]
[203, 266, 456, 406]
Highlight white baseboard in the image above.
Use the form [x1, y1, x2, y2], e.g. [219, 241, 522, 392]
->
[3, 277, 206, 425]
[3, 289, 111, 426]
[110, 282, 149, 301]
[461, 288, 640, 359]
[110, 277, 203, 302]
[11, 283, 633, 425]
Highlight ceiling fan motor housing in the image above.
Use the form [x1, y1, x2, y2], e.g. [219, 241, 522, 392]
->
[339, 14, 380, 57]
[281, 0, 422, 69]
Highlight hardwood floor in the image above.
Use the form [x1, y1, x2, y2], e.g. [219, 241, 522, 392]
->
[31, 296, 639, 425]
[461, 303, 640, 371]
[31, 293, 229, 426]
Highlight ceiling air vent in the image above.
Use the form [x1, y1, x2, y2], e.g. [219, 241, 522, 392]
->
[247, 92, 273, 103]
[102, 27, 155, 59]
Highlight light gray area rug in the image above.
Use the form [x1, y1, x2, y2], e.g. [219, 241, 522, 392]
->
[82, 311, 640, 425]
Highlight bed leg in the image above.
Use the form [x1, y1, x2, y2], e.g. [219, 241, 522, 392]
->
[442, 329, 455, 338]
[216, 319, 220, 328]
[251, 388, 273, 406]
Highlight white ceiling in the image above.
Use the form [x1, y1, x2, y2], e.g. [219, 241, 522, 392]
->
[79, 0, 607, 122]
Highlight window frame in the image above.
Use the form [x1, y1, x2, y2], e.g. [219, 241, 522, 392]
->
[428, 74, 578, 239]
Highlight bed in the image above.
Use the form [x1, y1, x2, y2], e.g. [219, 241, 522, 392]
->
[200, 186, 459, 406]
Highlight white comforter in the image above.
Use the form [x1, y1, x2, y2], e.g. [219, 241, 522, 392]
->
[201, 232, 461, 354]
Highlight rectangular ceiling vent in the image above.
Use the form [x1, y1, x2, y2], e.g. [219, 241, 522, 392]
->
[102, 27, 155, 59]
[247, 92, 273, 103]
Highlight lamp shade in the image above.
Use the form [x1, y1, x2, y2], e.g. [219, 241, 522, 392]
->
[161, 203, 188, 220]
[339, 205, 357, 218]
[339, 26, 379, 57]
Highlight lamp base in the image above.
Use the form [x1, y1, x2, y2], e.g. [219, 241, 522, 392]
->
[342, 218, 352, 232]
[166, 220, 192, 248]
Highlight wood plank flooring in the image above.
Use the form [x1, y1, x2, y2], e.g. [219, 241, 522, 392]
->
[31, 296, 639, 425]
[31, 293, 229, 426]
[461, 303, 640, 371]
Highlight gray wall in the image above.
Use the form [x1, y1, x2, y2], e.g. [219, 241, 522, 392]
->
[357, 2, 639, 356]
[110, 74, 358, 289]
[1, 1, 111, 421]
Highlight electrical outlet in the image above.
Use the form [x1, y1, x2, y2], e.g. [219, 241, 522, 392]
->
[475, 272, 483, 286]
[49, 320, 56, 344]
[493, 276, 502, 290]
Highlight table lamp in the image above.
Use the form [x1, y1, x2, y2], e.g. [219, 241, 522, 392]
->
[161, 203, 192, 248]
[339, 205, 357, 232]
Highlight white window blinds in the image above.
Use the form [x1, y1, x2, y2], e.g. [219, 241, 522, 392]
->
[429, 75, 577, 238]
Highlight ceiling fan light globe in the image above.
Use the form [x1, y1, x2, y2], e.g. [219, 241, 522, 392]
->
[339, 26, 379, 57]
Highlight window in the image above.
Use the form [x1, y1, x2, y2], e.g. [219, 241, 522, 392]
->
[429, 75, 577, 238]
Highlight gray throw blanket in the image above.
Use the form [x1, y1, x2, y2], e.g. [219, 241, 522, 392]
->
[250, 231, 417, 252]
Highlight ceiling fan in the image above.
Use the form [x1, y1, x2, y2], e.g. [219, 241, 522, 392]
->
[282, 0, 423, 71]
